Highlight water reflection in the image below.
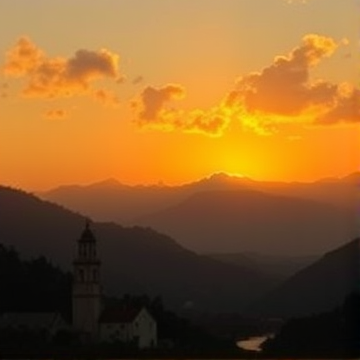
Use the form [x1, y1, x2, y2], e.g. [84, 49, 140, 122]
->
[237, 334, 270, 352]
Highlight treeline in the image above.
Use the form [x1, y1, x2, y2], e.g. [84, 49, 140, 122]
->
[0, 243, 245, 357]
[262, 292, 360, 358]
[0, 243, 72, 318]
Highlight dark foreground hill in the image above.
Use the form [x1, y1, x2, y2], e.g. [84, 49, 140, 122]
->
[251, 238, 360, 318]
[0, 244, 71, 316]
[0, 186, 271, 313]
[262, 293, 360, 358]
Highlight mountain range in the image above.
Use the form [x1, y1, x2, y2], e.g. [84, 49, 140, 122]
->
[0, 186, 270, 313]
[39, 172, 359, 255]
[1, 185, 358, 317]
[252, 237, 359, 318]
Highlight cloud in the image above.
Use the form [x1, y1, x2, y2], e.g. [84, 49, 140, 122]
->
[134, 84, 185, 121]
[183, 107, 231, 135]
[116, 75, 126, 84]
[44, 109, 67, 119]
[1, 82, 9, 99]
[3, 37, 43, 76]
[132, 34, 358, 137]
[3, 37, 121, 100]
[230, 34, 338, 116]
[315, 87, 360, 124]
[93, 89, 120, 107]
[132, 75, 144, 85]
[132, 84, 230, 136]
[224, 34, 359, 132]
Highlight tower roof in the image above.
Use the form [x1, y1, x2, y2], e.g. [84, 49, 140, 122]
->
[78, 220, 96, 243]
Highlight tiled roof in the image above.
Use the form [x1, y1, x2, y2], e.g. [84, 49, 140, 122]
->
[99, 306, 142, 324]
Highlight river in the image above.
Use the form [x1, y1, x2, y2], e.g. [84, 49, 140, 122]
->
[237, 334, 271, 352]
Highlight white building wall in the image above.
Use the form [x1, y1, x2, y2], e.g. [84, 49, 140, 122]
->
[133, 308, 157, 348]
[99, 308, 157, 348]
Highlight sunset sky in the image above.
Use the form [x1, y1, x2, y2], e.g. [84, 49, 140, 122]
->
[1, 0, 359, 190]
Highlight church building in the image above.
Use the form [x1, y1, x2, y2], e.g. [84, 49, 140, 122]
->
[72, 221, 102, 341]
[72, 221, 157, 347]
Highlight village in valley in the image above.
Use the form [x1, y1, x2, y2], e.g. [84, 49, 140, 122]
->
[0, 219, 246, 358]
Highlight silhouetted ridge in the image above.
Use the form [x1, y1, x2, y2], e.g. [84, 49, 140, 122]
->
[262, 292, 360, 358]
[40, 173, 358, 256]
[252, 238, 360, 317]
[0, 242, 71, 316]
[137, 188, 355, 254]
[0, 185, 270, 313]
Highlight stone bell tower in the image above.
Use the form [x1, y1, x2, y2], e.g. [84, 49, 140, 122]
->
[72, 220, 101, 340]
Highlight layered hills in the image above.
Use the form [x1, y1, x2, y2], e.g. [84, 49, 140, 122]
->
[40, 173, 359, 255]
[0, 186, 271, 313]
[252, 237, 360, 318]
[0, 185, 358, 318]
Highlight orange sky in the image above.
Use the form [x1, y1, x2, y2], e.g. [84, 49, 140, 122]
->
[0, 0, 359, 190]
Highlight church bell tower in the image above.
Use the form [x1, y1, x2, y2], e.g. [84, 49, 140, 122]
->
[72, 221, 101, 340]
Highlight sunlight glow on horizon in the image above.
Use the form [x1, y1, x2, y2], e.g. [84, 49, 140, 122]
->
[0, 0, 358, 191]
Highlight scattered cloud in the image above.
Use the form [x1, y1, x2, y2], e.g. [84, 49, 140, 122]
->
[3, 36, 121, 101]
[132, 84, 231, 136]
[315, 86, 360, 124]
[1, 83, 8, 99]
[224, 34, 359, 133]
[230, 34, 338, 116]
[3, 35, 358, 134]
[3, 37, 44, 77]
[132, 75, 144, 85]
[116, 75, 126, 84]
[93, 89, 120, 107]
[44, 109, 67, 119]
[132, 34, 358, 137]
[134, 84, 185, 121]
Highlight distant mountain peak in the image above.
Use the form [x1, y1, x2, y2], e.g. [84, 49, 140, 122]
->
[203, 172, 253, 184]
[341, 172, 360, 184]
[186, 172, 254, 191]
[89, 178, 124, 189]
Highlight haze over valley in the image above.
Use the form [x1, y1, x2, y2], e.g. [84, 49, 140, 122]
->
[40, 172, 359, 255]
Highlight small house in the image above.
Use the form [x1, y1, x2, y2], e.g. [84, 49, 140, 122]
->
[99, 306, 157, 348]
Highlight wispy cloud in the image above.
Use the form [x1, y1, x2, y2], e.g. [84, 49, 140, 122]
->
[44, 109, 67, 119]
[93, 89, 120, 107]
[132, 76, 144, 85]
